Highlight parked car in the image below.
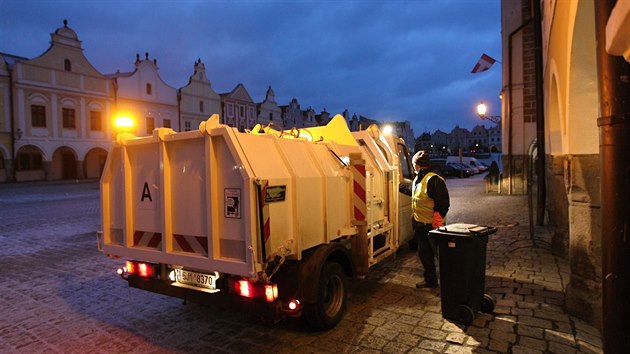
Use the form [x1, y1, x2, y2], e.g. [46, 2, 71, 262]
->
[445, 156, 487, 173]
[443, 163, 473, 178]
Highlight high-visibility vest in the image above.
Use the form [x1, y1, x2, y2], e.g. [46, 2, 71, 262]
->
[412, 172, 444, 223]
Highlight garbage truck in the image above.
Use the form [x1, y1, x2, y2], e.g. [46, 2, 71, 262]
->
[97, 114, 414, 329]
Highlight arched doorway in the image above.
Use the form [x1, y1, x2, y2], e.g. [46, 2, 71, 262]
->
[84, 148, 108, 179]
[16, 145, 45, 181]
[52, 147, 78, 180]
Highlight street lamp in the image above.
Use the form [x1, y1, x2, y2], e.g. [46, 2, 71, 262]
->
[476, 101, 501, 124]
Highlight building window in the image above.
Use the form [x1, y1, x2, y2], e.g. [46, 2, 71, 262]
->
[269, 113, 273, 121]
[184, 121, 191, 132]
[17, 152, 43, 171]
[199, 100, 204, 112]
[240, 106, 244, 117]
[146, 117, 155, 134]
[227, 104, 234, 117]
[0, 154, 4, 170]
[62, 108, 76, 129]
[146, 83, 152, 95]
[90, 111, 102, 131]
[64, 59, 71, 71]
[163, 119, 171, 128]
[249, 108, 254, 119]
[31, 105, 46, 127]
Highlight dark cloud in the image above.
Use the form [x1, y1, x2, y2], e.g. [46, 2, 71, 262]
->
[1, 0, 502, 134]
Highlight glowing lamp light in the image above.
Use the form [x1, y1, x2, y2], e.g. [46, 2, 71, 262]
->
[382, 125, 393, 135]
[115, 116, 134, 129]
[477, 102, 488, 117]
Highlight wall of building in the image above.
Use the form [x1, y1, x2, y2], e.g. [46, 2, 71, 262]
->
[114, 54, 179, 136]
[542, 0, 602, 327]
[10, 22, 113, 182]
[179, 59, 221, 132]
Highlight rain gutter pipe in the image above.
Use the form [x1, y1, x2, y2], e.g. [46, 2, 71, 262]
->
[507, 12, 532, 195]
[595, 0, 630, 351]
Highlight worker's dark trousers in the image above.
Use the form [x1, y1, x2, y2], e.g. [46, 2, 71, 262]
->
[413, 219, 438, 284]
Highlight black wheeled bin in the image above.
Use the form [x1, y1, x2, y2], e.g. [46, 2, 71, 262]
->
[428, 223, 497, 325]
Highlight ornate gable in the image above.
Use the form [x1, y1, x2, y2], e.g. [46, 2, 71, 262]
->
[227, 83, 253, 103]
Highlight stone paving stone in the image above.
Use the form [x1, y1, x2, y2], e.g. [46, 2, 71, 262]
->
[1, 177, 608, 353]
[488, 338, 510, 352]
[518, 335, 548, 351]
[511, 345, 544, 354]
[445, 344, 475, 354]
[382, 340, 413, 353]
[548, 340, 578, 354]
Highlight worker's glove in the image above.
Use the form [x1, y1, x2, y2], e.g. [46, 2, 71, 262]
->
[432, 211, 444, 229]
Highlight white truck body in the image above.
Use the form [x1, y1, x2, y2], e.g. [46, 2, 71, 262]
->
[98, 114, 413, 329]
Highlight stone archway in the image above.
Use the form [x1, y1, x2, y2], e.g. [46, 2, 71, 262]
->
[52, 146, 78, 180]
[84, 148, 108, 179]
[16, 145, 45, 181]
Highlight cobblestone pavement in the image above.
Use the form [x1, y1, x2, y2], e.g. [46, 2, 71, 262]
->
[0, 176, 603, 353]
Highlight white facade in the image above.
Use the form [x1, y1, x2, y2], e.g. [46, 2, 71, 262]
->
[256, 86, 282, 128]
[110, 53, 178, 135]
[179, 59, 221, 132]
[7, 21, 113, 181]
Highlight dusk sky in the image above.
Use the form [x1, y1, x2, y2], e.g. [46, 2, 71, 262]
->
[1, 0, 502, 135]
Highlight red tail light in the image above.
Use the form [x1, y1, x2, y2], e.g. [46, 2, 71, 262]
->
[264, 284, 278, 302]
[237, 280, 253, 298]
[124, 261, 156, 278]
[125, 261, 135, 274]
[235, 279, 278, 302]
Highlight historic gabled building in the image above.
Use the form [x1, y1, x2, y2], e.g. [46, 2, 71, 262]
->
[447, 126, 470, 153]
[415, 132, 432, 152]
[430, 129, 449, 155]
[385, 120, 414, 151]
[468, 124, 490, 151]
[487, 124, 501, 153]
[280, 98, 302, 128]
[256, 86, 282, 128]
[0, 53, 24, 182]
[301, 106, 317, 128]
[314, 108, 331, 125]
[3, 20, 114, 182]
[0, 21, 424, 182]
[109, 52, 178, 136]
[179, 59, 221, 132]
[220, 83, 256, 131]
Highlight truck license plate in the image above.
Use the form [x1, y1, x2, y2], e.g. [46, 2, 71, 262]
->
[174, 269, 216, 290]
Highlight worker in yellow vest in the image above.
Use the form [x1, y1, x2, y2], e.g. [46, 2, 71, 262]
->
[400, 150, 450, 288]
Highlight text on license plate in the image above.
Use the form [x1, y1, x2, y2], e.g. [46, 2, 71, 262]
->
[175, 269, 216, 290]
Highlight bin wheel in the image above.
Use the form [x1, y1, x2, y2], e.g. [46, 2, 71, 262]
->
[456, 305, 475, 325]
[481, 294, 495, 313]
[303, 262, 347, 330]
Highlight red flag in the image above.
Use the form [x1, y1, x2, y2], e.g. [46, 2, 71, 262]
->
[471, 54, 497, 73]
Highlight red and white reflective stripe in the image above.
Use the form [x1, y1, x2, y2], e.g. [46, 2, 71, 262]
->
[133, 231, 162, 249]
[173, 234, 208, 256]
[260, 181, 272, 261]
[350, 155, 367, 223]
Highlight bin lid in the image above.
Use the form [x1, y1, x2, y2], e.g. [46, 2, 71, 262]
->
[430, 223, 497, 237]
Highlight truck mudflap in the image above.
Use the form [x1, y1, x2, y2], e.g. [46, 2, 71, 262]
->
[126, 275, 294, 322]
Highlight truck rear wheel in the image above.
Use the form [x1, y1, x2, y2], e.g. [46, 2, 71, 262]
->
[304, 261, 347, 330]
